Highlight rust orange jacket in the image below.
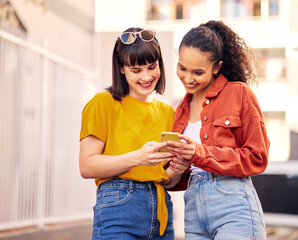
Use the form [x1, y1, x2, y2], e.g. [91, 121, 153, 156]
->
[169, 74, 270, 191]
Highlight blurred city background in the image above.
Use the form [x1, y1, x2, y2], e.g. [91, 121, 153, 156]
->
[1, 0, 298, 239]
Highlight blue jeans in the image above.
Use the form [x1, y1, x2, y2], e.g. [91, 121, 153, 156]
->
[184, 171, 266, 240]
[92, 178, 174, 240]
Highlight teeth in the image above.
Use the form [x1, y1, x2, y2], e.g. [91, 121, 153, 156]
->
[186, 84, 196, 87]
[140, 81, 152, 86]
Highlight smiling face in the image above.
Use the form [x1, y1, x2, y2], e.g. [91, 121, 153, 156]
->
[177, 46, 222, 97]
[122, 61, 160, 101]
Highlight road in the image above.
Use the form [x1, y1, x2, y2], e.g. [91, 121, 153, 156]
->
[0, 221, 298, 240]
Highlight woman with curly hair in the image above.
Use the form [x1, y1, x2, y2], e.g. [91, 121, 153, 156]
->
[166, 20, 270, 239]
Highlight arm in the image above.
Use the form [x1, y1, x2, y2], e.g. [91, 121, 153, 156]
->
[167, 85, 270, 177]
[164, 156, 188, 188]
[190, 118, 269, 177]
[79, 135, 175, 179]
[167, 118, 269, 177]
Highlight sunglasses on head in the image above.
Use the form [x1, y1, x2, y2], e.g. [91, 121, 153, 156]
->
[119, 29, 156, 45]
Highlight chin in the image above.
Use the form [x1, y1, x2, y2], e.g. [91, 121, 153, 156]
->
[184, 87, 198, 94]
[141, 88, 155, 96]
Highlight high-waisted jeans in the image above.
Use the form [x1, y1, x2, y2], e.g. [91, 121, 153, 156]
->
[184, 171, 266, 240]
[92, 178, 174, 240]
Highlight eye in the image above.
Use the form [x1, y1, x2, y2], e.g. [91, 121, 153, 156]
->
[131, 69, 141, 73]
[149, 64, 157, 70]
[178, 65, 185, 71]
[195, 72, 203, 76]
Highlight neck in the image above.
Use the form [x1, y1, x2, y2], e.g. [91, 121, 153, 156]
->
[192, 87, 208, 104]
[129, 93, 154, 102]
[145, 95, 154, 102]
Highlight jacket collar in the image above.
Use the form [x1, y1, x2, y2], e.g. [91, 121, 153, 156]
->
[179, 92, 192, 110]
[206, 74, 228, 98]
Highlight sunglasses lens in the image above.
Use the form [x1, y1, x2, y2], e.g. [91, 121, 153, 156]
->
[140, 30, 155, 41]
[120, 32, 136, 44]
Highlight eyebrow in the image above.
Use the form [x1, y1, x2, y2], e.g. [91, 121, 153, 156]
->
[129, 66, 140, 70]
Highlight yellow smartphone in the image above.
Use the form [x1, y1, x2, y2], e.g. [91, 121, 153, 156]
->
[159, 132, 180, 152]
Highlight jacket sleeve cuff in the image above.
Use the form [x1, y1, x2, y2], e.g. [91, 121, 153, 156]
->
[188, 143, 202, 166]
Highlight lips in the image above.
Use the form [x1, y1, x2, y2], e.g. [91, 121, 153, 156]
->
[138, 80, 154, 88]
[185, 83, 198, 89]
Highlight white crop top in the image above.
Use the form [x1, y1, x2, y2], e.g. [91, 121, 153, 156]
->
[182, 120, 205, 175]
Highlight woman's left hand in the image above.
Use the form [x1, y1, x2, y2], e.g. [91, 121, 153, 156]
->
[168, 156, 188, 174]
[167, 134, 196, 161]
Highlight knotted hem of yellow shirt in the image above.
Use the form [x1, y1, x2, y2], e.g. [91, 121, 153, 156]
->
[96, 177, 170, 236]
[154, 181, 168, 236]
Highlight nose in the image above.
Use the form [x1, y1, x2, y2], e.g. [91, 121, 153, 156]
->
[177, 68, 191, 82]
[141, 70, 151, 81]
[184, 72, 194, 84]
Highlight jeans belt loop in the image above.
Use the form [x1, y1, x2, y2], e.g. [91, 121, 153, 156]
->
[188, 175, 193, 187]
[209, 172, 214, 182]
[129, 180, 133, 192]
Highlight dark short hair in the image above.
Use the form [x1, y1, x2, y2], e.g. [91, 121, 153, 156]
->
[106, 27, 166, 101]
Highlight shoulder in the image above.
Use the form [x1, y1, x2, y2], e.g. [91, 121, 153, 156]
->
[225, 81, 263, 117]
[154, 99, 175, 113]
[224, 81, 257, 99]
[82, 91, 116, 113]
[89, 91, 116, 106]
[226, 81, 254, 91]
[92, 91, 114, 102]
[225, 81, 249, 89]
[221, 81, 260, 107]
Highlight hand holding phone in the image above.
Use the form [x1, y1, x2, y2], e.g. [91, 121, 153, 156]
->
[159, 132, 180, 152]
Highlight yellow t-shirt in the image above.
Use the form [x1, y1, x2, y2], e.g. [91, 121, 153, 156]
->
[80, 91, 174, 235]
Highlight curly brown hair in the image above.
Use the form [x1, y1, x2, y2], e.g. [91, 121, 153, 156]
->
[179, 20, 257, 86]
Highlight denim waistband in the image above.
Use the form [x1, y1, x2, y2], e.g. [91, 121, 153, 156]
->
[99, 178, 155, 190]
[189, 172, 251, 186]
[189, 171, 215, 185]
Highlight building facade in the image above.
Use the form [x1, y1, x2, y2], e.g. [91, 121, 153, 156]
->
[0, 0, 96, 69]
[0, 0, 97, 231]
[96, 0, 298, 162]
[1, 0, 298, 234]
[94, 0, 298, 236]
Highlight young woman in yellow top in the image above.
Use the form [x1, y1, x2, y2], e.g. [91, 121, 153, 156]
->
[79, 28, 187, 240]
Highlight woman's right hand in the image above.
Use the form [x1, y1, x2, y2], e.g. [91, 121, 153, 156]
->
[166, 134, 196, 161]
[135, 141, 175, 166]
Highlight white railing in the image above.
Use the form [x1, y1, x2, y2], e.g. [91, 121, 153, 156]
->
[0, 29, 97, 230]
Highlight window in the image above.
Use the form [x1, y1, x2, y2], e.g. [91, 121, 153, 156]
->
[220, 0, 280, 19]
[220, 0, 261, 18]
[148, 1, 174, 21]
[253, 1, 261, 17]
[254, 48, 286, 82]
[263, 111, 289, 161]
[147, 0, 204, 21]
[176, 4, 183, 19]
[269, 0, 279, 16]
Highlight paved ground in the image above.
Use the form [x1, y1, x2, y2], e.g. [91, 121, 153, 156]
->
[0, 221, 92, 240]
[0, 221, 298, 240]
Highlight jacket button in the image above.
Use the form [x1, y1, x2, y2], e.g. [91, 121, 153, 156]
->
[225, 120, 230, 126]
[204, 116, 208, 121]
[206, 100, 210, 105]
[203, 134, 208, 139]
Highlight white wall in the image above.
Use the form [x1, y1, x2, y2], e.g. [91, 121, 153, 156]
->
[11, 0, 95, 69]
